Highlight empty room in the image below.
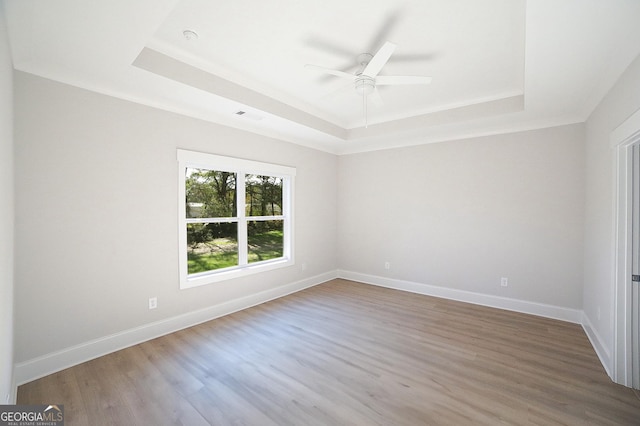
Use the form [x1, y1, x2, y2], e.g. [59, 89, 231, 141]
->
[2, 0, 640, 424]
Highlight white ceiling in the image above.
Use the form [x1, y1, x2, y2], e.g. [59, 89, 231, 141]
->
[4, 0, 640, 154]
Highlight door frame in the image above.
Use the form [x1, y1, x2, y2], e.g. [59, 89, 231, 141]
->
[612, 108, 640, 387]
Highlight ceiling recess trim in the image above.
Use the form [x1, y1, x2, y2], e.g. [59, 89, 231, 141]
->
[133, 47, 348, 140]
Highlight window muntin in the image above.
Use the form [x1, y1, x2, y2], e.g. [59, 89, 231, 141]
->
[178, 150, 295, 288]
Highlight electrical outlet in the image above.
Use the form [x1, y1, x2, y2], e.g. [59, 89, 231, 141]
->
[301, 262, 307, 271]
[384, 261, 391, 270]
[148, 297, 157, 310]
[500, 277, 508, 287]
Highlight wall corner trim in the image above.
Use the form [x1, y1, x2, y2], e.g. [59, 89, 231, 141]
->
[14, 271, 337, 386]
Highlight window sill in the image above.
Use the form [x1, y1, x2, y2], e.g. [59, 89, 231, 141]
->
[180, 257, 294, 289]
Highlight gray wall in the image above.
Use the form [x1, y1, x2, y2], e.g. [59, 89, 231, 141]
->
[338, 124, 585, 308]
[0, 6, 15, 403]
[584, 53, 640, 368]
[13, 72, 338, 363]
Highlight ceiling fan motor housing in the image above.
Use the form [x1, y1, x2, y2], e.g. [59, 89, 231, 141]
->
[355, 75, 375, 95]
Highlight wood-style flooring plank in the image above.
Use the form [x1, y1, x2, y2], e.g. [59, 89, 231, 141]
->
[18, 279, 640, 425]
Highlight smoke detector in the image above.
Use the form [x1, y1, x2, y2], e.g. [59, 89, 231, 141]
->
[182, 30, 198, 41]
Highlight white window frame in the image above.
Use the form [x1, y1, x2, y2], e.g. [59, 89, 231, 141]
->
[177, 149, 295, 289]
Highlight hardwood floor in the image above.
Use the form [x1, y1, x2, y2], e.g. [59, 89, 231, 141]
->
[18, 279, 640, 425]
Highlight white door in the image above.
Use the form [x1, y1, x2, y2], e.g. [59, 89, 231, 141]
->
[632, 143, 640, 390]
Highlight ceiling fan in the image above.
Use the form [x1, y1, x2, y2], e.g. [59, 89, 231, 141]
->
[305, 41, 432, 127]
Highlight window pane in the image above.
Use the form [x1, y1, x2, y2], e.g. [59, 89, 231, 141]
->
[187, 222, 238, 274]
[245, 174, 283, 216]
[248, 220, 284, 263]
[186, 168, 237, 218]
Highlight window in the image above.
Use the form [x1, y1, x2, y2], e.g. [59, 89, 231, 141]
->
[177, 149, 295, 288]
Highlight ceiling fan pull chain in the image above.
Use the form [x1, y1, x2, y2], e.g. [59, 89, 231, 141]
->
[363, 90, 368, 128]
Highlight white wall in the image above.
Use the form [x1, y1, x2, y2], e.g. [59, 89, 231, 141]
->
[13, 48, 638, 386]
[338, 124, 585, 310]
[583, 53, 640, 372]
[13, 72, 338, 365]
[0, 4, 15, 404]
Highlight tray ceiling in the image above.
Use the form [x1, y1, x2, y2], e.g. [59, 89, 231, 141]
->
[4, 0, 640, 154]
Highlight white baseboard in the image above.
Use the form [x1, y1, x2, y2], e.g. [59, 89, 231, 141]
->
[10, 374, 16, 404]
[581, 312, 612, 377]
[15, 270, 604, 389]
[338, 270, 583, 324]
[14, 271, 337, 386]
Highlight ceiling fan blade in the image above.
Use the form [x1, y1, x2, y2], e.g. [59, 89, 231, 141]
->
[305, 36, 356, 59]
[313, 62, 359, 84]
[390, 52, 440, 63]
[318, 79, 354, 101]
[376, 75, 433, 85]
[367, 9, 403, 55]
[305, 64, 354, 80]
[369, 88, 384, 107]
[362, 41, 396, 78]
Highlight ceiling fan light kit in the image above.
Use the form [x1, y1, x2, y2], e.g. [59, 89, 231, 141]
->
[355, 76, 375, 95]
[306, 41, 432, 128]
